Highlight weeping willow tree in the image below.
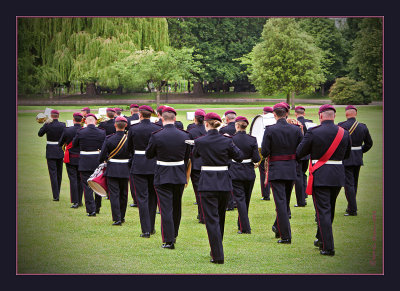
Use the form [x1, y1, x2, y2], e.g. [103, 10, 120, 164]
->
[18, 17, 169, 97]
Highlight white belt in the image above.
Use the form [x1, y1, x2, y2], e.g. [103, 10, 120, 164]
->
[80, 151, 100, 155]
[232, 159, 252, 163]
[130, 120, 140, 125]
[47, 141, 58, 145]
[109, 159, 129, 163]
[201, 166, 228, 171]
[351, 146, 362, 150]
[312, 160, 342, 165]
[156, 160, 184, 166]
[135, 150, 146, 155]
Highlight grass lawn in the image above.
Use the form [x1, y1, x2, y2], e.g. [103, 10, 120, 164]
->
[17, 105, 383, 274]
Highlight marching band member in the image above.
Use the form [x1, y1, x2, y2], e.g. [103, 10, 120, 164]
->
[38, 109, 66, 201]
[58, 112, 83, 208]
[187, 109, 205, 131]
[261, 103, 303, 244]
[99, 116, 130, 225]
[126, 104, 140, 131]
[259, 106, 273, 201]
[145, 107, 191, 249]
[188, 109, 207, 224]
[297, 104, 351, 256]
[72, 114, 106, 217]
[155, 105, 184, 130]
[229, 116, 260, 234]
[127, 105, 162, 237]
[338, 105, 373, 216]
[193, 112, 243, 264]
[98, 108, 116, 136]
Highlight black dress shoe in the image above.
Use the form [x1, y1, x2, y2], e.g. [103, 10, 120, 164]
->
[199, 220, 205, 224]
[294, 204, 305, 207]
[112, 221, 122, 226]
[150, 230, 156, 235]
[289, 214, 291, 219]
[210, 259, 224, 264]
[140, 232, 150, 238]
[130, 203, 138, 207]
[272, 225, 280, 238]
[95, 209, 100, 214]
[157, 211, 160, 214]
[194, 202, 198, 205]
[53, 198, 59, 201]
[237, 230, 251, 234]
[162, 242, 175, 249]
[320, 249, 335, 256]
[278, 239, 291, 244]
[261, 197, 270, 201]
[70, 203, 79, 208]
[78, 202, 83, 207]
[314, 239, 323, 249]
[344, 212, 357, 216]
[226, 207, 234, 211]
[121, 218, 125, 223]
[87, 212, 96, 217]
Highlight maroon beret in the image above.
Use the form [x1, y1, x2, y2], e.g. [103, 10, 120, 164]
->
[130, 104, 139, 109]
[50, 109, 59, 115]
[106, 108, 116, 112]
[73, 112, 83, 118]
[157, 105, 166, 113]
[195, 109, 206, 117]
[235, 116, 249, 125]
[81, 107, 90, 112]
[345, 105, 357, 111]
[114, 107, 122, 112]
[295, 106, 305, 111]
[273, 102, 289, 112]
[139, 105, 154, 113]
[86, 113, 97, 120]
[263, 106, 273, 113]
[318, 104, 336, 114]
[225, 110, 237, 116]
[205, 112, 222, 122]
[115, 116, 128, 123]
[162, 106, 177, 115]
[282, 102, 290, 110]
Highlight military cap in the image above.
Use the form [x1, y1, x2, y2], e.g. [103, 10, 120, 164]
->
[295, 106, 305, 111]
[345, 105, 357, 111]
[86, 113, 97, 120]
[50, 109, 59, 115]
[235, 116, 249, 125]
[263, 106, 273, 113]
[73, 112, 83, 117]
[162, 106, 177, 115]
[273, 102, 289, 112]
[225, 110, 237, 116]
[282, 102, 290, 110]
[81, 107, 90, 112]
[114, 107, 122, 112]
[106, 108, 116, 112]
[318, 104, 336, 114]
[195, 109, 206, 117]
[205, 112, 222, 122]
[139, 105, 154, 113]
[157, 105, 166, 114]
[130, 104, 139, 109]
[115, 116, 128, 123]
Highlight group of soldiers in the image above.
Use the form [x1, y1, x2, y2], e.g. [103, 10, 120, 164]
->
[38, 102, 373, 264]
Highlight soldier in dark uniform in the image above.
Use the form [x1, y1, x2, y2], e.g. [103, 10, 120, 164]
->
[58, 112, 83, 208]
[114, 107, 122, 117]
[259, 106, 274, 201]
[261, 103, 303, 244]
[81, 107, 90, 117]
[126, 104, 140, 131]
[294, 106, 314, 207]
[297, 104, 351, 256]
[145, 107, 191, 249]
[193, 112, 243, 264]
[155, 105, 184, 130]
[38, 109, 66, 201]
[98, 108, 116, 136]
[72, 114, 106, 216]
[338, 105, 373, 216]
[99, 116, 130, 225]
[187, 109, 205, 131]
[229, 116, 261, 234]
[127, 105, 161, 237]
[188, 109, 207, 224]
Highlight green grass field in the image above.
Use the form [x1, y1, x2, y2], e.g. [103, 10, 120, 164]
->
[17, 104, 383, 274]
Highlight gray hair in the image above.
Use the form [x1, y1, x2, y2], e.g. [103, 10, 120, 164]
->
[226, 113, 236, 121]
[162, 111, 176, 121]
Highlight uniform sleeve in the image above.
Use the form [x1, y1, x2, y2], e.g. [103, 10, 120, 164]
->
[38, 123, 48, 137]
[99, 139, 109, 163]
[261, 129, 270, 158]
[229, 140, 243, 162]
[296, 130, 313, 160]
[58, 129, 67, 147]
[127, 128, 135, 154]
[362, 126, 373, 153]
[145, 134, 157, 159]
[251, 139, 261, 163]
[193, 140, 200, 158]
[344, 132, 352, 160]
[175, 121, 184, 130]
[72, 130, 80, 148]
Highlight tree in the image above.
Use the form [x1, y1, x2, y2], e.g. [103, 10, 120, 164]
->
[243, 18, 325, 108]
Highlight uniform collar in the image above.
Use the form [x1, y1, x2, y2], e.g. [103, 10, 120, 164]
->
[164, 123, 175, 128]
[87, 124, 96, 128]
[321, 120, 335, 125]
[228, 122, 235, 126]
[74, 124, 81, 127]
[347, 117, 356, 121]
[141, 119, 150, 123]
[277, 118, 287, 124]
[236, 131, 246, 134]
[116, 131, 125, 135]
[297, 116, 305, 120]
[208, 129, 219, 135]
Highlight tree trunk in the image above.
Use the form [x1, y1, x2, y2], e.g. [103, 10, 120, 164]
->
[80, 83, 84, 94]
[291, 92, 295, 109]
[321, 84, 325, 96]
[286, 92, 290, 104]
[146, 82, 152, 93]
[156, 89, 160, 109]
[49, 86, 54, 99]
[85, 82, 98, 96]
[188, 80, 191, 93]
[193, 81, 204, 96]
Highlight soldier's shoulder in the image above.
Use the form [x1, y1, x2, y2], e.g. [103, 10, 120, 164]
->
[308, 124, 321, 131]
[106, 133, 115, 138]
[222, 133, 232, 138]
[152, 128, 164, 135]
[178, 128, 189, 134]
[247, 134, 257, 141]
[337, 120, 347, 126]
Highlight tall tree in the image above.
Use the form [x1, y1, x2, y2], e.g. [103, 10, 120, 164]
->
[243, 18, 325, 108]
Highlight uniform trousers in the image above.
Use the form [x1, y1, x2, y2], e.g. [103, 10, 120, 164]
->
[232, 180, 254, 233]
[46, 158, 63, 200]
[190, 169, 204, 222]
[294, 161, 306, 206]
[80, 171, 102, 214]
[259, 160, 271, 199]
[312, 186, 341, 251]
[131, 174, 157, 233]
[129, 176, 138, 204]
[154, 183, 185, 243]
[270, 180, 294, 240]
[300, 160, 309, 200]
[107, 177, 128, 222]
[199, 191, 230, 261]
[344, 166, 361, 214]
[65, 163, 83, 204]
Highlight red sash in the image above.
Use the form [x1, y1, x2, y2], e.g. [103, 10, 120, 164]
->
[306, 127, 344, 195]
[63, 142, 73, 164]
[263, 154, 296, 186]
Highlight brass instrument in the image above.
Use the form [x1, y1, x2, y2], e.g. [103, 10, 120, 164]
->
[287, 118, 304, 134]
[36, 113, 48, 123]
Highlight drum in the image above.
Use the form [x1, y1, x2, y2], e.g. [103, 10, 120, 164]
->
[249, 114, 276, 148]
[87, 163, 108, 197]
